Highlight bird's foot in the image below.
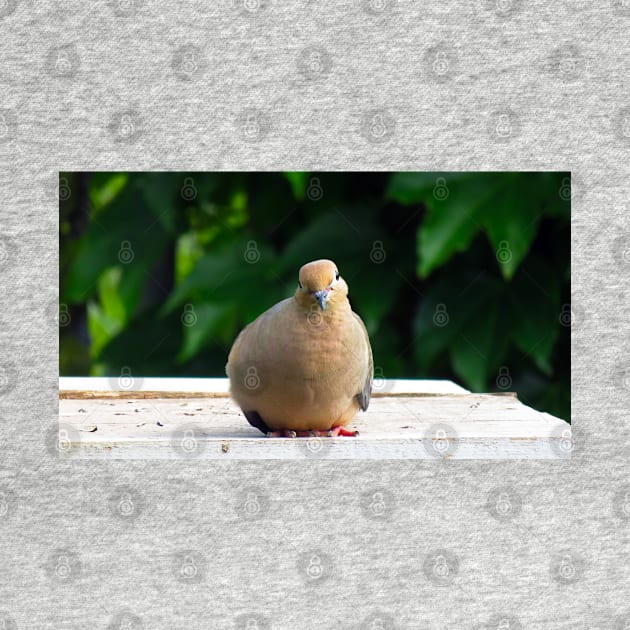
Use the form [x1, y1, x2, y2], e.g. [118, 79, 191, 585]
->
[327, 426, 359, 437]
[266, 427, 359, 438]
[267, 429, 298, 438]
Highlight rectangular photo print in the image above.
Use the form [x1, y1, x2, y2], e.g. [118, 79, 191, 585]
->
[58, 171, 571, 460]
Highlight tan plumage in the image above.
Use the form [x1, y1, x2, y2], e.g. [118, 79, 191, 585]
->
[226, 259, 373, 434]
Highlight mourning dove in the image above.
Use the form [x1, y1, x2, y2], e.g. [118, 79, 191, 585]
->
[226, 259, 373, 437]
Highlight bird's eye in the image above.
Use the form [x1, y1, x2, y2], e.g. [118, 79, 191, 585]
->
[335, 271, 340, 281]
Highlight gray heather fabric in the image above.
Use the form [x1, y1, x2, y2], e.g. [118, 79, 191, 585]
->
[1, 1, 629, 628]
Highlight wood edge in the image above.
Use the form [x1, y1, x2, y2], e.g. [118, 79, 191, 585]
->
[59, 391, 227, 399]
[59, 390, 520, 400]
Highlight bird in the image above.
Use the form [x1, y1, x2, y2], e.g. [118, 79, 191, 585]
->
[226, 259, 373, 437]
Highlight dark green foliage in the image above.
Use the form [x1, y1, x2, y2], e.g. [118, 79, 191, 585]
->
[60, 171, 570, 421]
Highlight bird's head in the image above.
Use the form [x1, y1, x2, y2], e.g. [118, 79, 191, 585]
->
[295, 259, 348, 310]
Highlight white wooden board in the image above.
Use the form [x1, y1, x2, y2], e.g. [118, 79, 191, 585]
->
[58, 378, 571, 460]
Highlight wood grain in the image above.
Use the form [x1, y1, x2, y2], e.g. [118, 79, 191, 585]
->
[58, 378, 569, 460]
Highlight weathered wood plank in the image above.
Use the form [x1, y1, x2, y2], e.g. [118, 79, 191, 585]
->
[58, 379, 570, 460]
[58, 377, 470, 398]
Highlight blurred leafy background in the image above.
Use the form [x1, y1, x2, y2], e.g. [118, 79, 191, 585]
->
[59, 171, 571, 421]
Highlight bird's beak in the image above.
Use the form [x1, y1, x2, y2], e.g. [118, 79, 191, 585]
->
[313, 289, 329, 310]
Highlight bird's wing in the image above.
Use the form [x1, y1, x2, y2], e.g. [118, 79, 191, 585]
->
[352, 312, 373, 412]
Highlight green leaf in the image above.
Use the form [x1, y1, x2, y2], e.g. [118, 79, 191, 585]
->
[98, 309, 184, 376]
[283, 172, 310, 201]
[163, 239, 274, 310]
[541, 172, 571, 218]
[450, 295, 509, 392]
[87, 301, 120, 359]
[138, 173, 180, 234]
[98, 266, 126, 326]
[89, 173, 128, 213]
[387, 172, 472, 205]
[417, 175, 495, 277]
[350, 262, 401, 335]
[413, 268, 501, 370]
[509, 256, 560, 375]
[178, 302, 238, 363]
[371, 322, 405, 376]
[482, 174, 542, 280]
[279, 207, 384, 274]
[64, 181, 170, 314]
